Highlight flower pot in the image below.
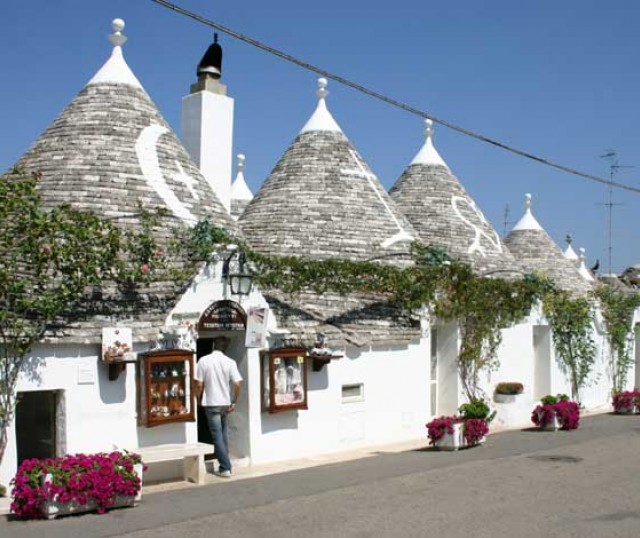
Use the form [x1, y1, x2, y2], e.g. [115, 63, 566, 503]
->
[538, 410, 560, 431]
[494, 393, 521, 404]
[37, 462, 142, 520]
[40, 495, 136, 520]
[433, 422, 486, 450]
[434, 422, 464, 451]
[614, 404, 636, 415]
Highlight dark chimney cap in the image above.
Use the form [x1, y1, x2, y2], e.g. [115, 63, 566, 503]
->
[197, 33, 223, 79]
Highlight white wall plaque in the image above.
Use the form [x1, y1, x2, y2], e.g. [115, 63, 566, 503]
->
[77, 365, 96, 385]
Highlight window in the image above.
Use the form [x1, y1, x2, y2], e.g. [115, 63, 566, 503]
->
[342, 383, 364, 403]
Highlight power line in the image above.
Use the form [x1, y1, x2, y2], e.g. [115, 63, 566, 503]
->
[149, 0, 640, 195]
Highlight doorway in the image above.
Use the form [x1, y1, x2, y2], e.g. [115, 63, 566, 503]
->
[196, 337, 214, 455]
[16, 391, 57, 464]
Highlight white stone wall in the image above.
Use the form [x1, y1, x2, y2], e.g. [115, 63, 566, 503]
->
[247, 339, 430, 465]
[1, 342, 199, 486]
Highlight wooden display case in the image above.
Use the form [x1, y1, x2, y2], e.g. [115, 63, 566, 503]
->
[138, 349, 196, 427]
[260, 347, 309, 413]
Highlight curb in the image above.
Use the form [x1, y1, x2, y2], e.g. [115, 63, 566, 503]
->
[0, 497, 10, 516]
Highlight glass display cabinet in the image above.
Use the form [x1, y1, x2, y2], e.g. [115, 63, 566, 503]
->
[138, 349, 196, 427]
[260, 347, 309, 413]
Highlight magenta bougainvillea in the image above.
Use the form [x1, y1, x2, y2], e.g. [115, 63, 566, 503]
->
[425, 416, 458, 445]
[611, 390, 640, 413]
[10, 451, 144, 519]
[462, 418, 489, 445]
[531, 400, 580, 430]
[426, 415, 489, 447]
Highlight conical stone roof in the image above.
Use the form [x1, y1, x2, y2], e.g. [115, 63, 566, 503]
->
[14, 19, 238, 343]
[389, 120, 520, 277]
[240, 79, 416, 262]
[239, 79, 420, 347]
[504, 194, 593, 296]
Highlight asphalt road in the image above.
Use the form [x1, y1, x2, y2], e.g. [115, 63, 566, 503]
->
[3, 413, 640, 538]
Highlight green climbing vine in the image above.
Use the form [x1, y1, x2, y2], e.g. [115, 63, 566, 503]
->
[542, 290, 596, 404]
[595, 286, 640, 394]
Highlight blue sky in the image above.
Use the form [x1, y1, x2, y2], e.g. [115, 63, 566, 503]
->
[3, 1, 640, 273]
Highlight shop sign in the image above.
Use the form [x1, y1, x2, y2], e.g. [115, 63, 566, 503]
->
[198, 300, 246, 331]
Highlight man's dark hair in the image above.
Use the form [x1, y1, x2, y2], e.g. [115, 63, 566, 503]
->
[212, 336, 230, 351]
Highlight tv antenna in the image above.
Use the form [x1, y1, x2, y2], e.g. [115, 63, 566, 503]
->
[502, 203, 513, 236]
[599, 150, 633, 275]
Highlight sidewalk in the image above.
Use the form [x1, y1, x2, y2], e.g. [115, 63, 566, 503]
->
[0, 406, 611, 515]
[142, 436, 428, 495]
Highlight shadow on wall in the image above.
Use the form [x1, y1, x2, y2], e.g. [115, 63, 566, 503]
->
[260, 410, 299, 434]
[308, 364, 328, 390]
[136, 421, 188, 447]
[98, 359, 127, 404]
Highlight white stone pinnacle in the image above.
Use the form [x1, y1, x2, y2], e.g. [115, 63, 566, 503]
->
[231, 153, 253, 201]
[87, 18, 143, 89]
[511, 192, 543, 232]
[109, 18, 127, 47]
[299, 77, 343, 134]
[410, 118, 449, 168]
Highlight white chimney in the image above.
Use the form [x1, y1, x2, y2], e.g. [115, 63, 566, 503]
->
[181, 34, 233, 213]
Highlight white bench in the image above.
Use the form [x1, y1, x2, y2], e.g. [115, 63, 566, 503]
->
[136, 443, 214, 484]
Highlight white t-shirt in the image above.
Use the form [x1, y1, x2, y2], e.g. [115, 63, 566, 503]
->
[195, 351, 243, 406]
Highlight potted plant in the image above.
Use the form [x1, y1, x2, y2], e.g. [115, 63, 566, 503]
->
[531, 394, 580, 431]
[10, 451, 144, 520]
[426, 399, 494, 450]
[494, 382, 524, 403]
[611, 389, 640, 414]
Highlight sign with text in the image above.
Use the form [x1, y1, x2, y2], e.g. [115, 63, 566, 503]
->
[197, 300, 247, 331]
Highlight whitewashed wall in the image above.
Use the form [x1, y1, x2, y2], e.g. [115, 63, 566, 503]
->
[247, 339, 430, 465]
[0, 341, 200, 486]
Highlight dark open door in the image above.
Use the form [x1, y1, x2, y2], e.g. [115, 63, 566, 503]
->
[16, 391, 57, 463]
[196, 338, 214, 455]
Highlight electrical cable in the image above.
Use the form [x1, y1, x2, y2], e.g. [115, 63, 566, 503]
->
[149, 0, 640, 194]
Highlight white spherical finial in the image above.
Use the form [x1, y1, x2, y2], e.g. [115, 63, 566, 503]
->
[237, 154, 245, 171]
[109, 18, 127, 47]
[579, 247, 586, 261]
[425, 118, 434, 139]
[317, 77, 328, 100]
[525, 193, 532, 210]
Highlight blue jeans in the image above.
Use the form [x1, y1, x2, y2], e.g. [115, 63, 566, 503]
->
[204, 406, 231, 473]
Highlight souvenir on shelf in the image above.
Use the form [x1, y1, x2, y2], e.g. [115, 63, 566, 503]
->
[260, 346, 309, 413]
[138, 349, 196, 427]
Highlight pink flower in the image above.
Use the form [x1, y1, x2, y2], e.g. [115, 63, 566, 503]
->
[141, 263, 150, 274]
[40, 244, 52, 255]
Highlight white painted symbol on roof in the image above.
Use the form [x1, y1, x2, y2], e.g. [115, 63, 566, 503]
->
[341, 149, 414, 248]
[451, 195, 502, 257]
[136, 124, 198, 226]
[173, 160, 199, 200]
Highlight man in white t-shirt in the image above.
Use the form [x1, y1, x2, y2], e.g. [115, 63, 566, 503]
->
[194, 336, 242, 478]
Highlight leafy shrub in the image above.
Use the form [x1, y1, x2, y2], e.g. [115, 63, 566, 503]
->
[540, 393, 569, 406]
[495, 382, 524, 395]
[459, 399, 496, 423]
[0, 483, 6, 497]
